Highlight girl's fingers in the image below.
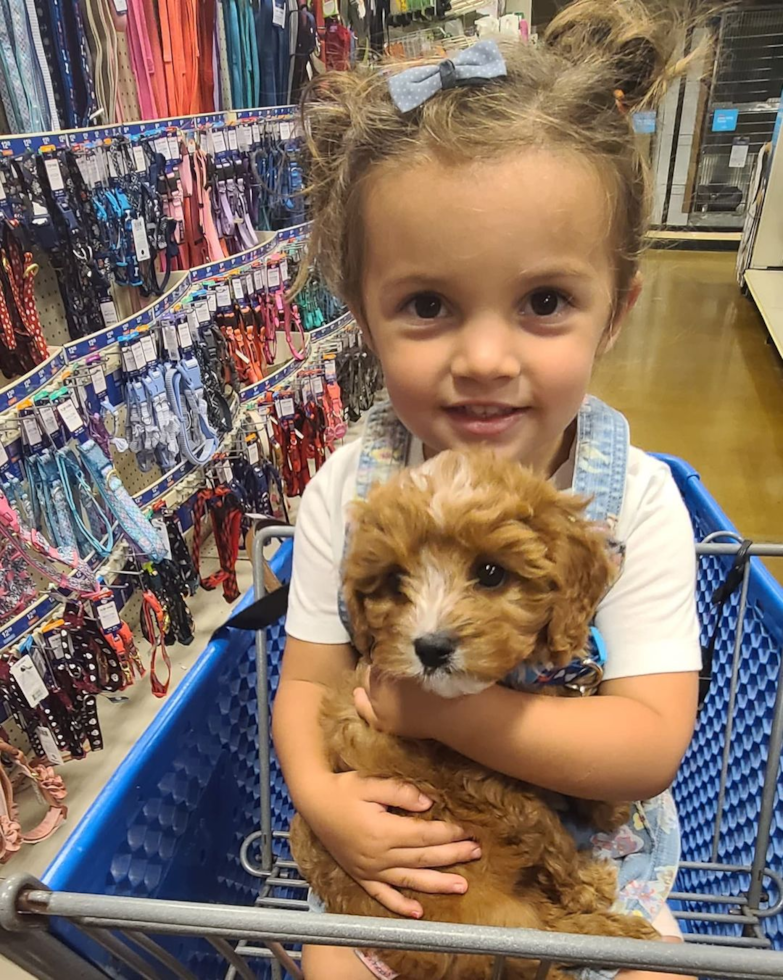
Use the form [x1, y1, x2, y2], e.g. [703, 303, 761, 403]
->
[362, 778, 433, 812]
[384, 867, 469, 896]
[390, 840, 482, 869]
[361, 879, 423, 919]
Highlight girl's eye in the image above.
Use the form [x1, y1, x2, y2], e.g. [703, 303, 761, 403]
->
[524, 289, 569, 318]
[407, 293, 446, 320]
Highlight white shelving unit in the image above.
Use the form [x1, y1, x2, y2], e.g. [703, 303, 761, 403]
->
[739, 126, 783, 357]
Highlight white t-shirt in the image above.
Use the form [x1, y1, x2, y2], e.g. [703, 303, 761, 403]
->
[286, 430, 702, 682]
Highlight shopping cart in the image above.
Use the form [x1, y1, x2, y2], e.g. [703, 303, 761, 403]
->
[1, 455, 782, 980]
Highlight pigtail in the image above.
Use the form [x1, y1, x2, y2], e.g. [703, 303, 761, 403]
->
[544, 0, 706, 111]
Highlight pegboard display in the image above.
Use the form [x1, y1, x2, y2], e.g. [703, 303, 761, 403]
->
[27, 258, 71, 349]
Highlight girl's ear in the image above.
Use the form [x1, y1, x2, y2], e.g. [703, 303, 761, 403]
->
[601, 271, 643, 355]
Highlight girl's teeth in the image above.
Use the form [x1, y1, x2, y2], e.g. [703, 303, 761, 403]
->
[463, 406, 510, 418]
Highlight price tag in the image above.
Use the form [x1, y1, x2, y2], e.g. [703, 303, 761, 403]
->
[221, 460, 233, 483]
[254, 268, 266, 292]
[273, 0, 286, 27]
[155, 136, 171, 160]
[216, 284, 232, 308]
[280, 122, 293, 140]
[21, 414, 42, 446]
[141, 333, 157, 363]
[32, 199, 49, 218]
[267, 264, 281, 289]
[11, 656, 48, 708]
[232, 277, 245, 301]
[151, 517, 173, 560]
[96, 596, 121, 631]
[0, 174, 7, 202]
[227, 128, 238, 152]
[58, 397, 83, 434]
[313, 375, 325, 394]
[280, 256, 289, 282]
[39, 404, 59, 435]
[131, 217, 151, 262]
[729, 137, 749, 169]
[130, 341, 145, 371]
[212, 130, 228, 155]
[237, 126, 251, 151]
[325, 357, 337, 381]
[133, 145, 147, 172]
[100, 300, 119, 327]
[162, 322, 179, 358]
[251, 122, 261, 145]
[168, 135, 181, 161]
[244, 273, 255, 296]
[90, 362, 107, 394]
[187, 309, 199, 336]
[47, 632, 65, 660]
[36, 727, 64, 765]
[195, 300, 211, 324]
[247, 440, 259, 464]
[0, 440, 8, 468]
[44, 157, 65, 192]
[278, 397, 295, 418]
[77, 155, 93, 186]
[177, 320, 192, 348]
[207, 291, 218, 313]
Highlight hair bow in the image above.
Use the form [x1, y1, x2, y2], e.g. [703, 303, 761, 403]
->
[388, 40, 507, 114]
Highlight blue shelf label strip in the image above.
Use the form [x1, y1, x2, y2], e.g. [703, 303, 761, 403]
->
[0, 104, 297, 159]
[0, 351, 68, 413]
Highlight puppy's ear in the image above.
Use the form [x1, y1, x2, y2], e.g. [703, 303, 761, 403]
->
[537, 500, 616, 665]
[341, 575, 374, 661]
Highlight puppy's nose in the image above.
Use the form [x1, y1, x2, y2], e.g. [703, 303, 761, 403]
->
[414, 633, 455, 669]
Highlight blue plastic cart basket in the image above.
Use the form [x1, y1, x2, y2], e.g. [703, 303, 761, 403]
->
[0, 455, 780, 980]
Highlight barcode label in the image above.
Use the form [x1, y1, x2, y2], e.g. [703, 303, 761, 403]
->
[44, 157, 65, 192]
[100, 300, 119, 327]
[90, 363, 107, 394]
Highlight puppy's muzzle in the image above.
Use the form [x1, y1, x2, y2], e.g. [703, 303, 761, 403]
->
[414, 632, 456, 670]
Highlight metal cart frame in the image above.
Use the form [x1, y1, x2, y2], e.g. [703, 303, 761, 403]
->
[2, 514, 783, 980]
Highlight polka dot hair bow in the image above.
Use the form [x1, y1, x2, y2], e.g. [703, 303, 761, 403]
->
[387, 40, 507, 113]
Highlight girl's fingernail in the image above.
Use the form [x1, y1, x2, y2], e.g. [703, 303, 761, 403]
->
[451, 883, 467, 894]
[417, 793, 431, 805]
[411, 909, 422, 919]
[471, 847, 482, 859]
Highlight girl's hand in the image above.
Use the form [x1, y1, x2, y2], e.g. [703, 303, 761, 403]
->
[353, 667, 451, 739]
[306, 771, 482, 918]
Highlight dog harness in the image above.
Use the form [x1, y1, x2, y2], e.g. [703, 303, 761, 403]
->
[332, 395, 681, 980]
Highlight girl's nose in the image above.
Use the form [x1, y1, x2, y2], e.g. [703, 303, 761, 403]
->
[450, 316, 522, 384]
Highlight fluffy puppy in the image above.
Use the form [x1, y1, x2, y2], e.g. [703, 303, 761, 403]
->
[290, 450, 658, 980]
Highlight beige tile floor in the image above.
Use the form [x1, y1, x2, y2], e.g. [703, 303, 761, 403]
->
[2, 248, 783, 978]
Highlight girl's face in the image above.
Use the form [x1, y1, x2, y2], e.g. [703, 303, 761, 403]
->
[359, 150, 637, 473]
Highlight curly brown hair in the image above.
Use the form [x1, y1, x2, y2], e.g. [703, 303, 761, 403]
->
[298, 0, 704, 322]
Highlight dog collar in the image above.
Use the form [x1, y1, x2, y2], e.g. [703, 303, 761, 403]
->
[522, 626, 607, 695]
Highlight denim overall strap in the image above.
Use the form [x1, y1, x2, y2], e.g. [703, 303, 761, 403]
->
[572, 394, 628, 532]
[337, 401, 410, 633]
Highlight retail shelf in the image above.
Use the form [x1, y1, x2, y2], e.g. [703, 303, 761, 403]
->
[744, 268, 783, 358]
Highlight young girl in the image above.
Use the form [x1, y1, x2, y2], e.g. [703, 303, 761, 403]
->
[273, 2, 702, 978]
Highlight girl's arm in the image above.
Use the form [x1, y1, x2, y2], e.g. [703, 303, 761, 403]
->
[355, 670, 698, 802]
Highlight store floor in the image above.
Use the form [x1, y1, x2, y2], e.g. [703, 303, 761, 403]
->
[591, 248, 783, 583]
[2, 249, 782, 980]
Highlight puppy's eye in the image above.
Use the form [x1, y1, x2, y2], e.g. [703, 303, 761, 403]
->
[384, 568, 404, 595]
[473, 560, 507, 589]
